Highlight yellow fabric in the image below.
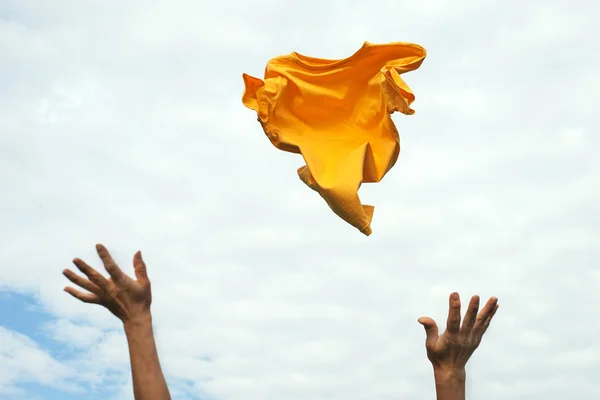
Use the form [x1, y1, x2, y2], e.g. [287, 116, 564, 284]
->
[242, 41, 426, 235]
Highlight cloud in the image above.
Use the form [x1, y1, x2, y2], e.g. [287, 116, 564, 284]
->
[42, 319, 106, 350]
[0, 0, 599, 399]
[0, 327, 81, 395]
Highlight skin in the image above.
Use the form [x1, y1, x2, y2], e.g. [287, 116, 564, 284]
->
[63, 244, 171, 400]
[418, 292, 499, 400]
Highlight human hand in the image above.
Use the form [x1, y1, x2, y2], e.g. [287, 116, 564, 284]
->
[63, 244, 152, 325]
[418, 292, 498, 378]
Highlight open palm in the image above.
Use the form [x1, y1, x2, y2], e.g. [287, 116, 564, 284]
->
[418, 292, 498, 371]
[63, 244, 152, 324]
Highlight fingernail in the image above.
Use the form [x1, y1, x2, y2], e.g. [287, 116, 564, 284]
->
[451, 292, 459, 300]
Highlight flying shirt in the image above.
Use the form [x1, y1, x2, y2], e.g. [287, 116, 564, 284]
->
[242, 41, 426, 235]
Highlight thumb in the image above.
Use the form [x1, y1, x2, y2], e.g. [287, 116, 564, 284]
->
[133, 251, 149, 283]
[418, 317, 439, 349]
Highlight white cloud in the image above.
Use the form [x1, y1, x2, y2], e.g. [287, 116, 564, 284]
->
[0, 327, 81, 395]
[0, 0, 599, 399]
[42, 319, 106, 350]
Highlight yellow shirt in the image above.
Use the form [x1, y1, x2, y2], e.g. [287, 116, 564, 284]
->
[242, 41, 426, 235]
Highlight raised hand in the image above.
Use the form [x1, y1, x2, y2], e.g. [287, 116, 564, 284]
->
[63, 244, 152, 324]
[418, 292, 499, 400]
[418, 292, 498, 372]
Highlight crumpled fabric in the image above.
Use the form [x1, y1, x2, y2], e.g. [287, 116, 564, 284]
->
[242, 41, 426, 235]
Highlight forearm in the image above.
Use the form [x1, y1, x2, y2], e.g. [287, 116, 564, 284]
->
[124, 316, 171, 400]
[433, 367, 466, 400]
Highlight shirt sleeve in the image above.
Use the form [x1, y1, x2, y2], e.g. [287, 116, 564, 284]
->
[382, 67, 416, 115]
[242, 73, 287, 123]
[380, 44, 427, 115]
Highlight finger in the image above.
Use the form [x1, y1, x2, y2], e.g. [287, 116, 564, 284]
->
[64, 286, 101, 304]
[418, 317, 439, 350]
[133, 251, 149, 283]
[481, 304, 499, 334]
[63, 269, 101, 295]
[73, 258, 110, 289]
[461, 295, 480, 332]
[474, 297, 498, 332]
[446, 292, 461, 335]
[96, 244, 125, 283]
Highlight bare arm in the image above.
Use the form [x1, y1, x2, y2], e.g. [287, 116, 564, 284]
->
[418, 292, 499, 400]
[124, 318, 171, 400]
[63, 244, 171, 400]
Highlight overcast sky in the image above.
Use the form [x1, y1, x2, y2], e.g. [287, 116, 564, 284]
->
[0, 0, 599, 399]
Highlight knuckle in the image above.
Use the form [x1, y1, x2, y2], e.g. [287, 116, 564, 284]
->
[89, 272, 103, 284]
[107, 283, 122, 298]
[446, 334, 460, 345]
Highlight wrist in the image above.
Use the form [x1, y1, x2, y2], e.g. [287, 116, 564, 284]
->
[433, 366, 466, 384]
[433, 366, 466, 400]
[123, 313, 153, 333]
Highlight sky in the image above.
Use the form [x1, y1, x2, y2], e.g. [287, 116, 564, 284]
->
[0, 0, 598, 399]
